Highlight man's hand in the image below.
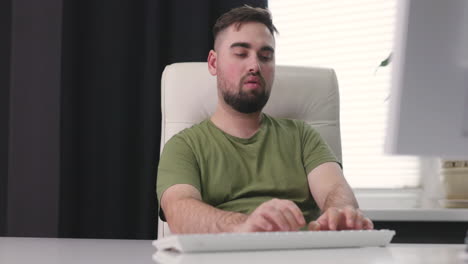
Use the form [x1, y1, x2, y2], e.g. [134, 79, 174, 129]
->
[308, 206, 373, 231]
[234, 199, 306, 232]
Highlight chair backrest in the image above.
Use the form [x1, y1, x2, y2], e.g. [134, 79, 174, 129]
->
[158, 62, 342, 238]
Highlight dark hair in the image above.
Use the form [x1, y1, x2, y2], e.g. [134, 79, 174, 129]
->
[213, 5, 278, 42]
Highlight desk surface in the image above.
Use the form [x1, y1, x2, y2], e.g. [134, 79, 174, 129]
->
[0, 237, 466, 264]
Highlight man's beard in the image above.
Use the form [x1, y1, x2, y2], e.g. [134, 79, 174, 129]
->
[219, 73, 271, 114]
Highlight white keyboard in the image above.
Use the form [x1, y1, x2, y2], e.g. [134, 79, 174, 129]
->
[153, 229, 395, 253]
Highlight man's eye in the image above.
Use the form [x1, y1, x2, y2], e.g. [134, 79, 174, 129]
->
[235, 53, 247, 58]
[259, 55, 272, 62]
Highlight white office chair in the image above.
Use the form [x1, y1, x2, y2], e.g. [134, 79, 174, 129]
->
[158, 62, 342, 238]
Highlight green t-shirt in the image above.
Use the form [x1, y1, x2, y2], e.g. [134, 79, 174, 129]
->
[157, 113, 340, 223]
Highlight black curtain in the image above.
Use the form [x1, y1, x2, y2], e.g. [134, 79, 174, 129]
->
[60, 0, 267, 239]
[0, 0, 12, 236]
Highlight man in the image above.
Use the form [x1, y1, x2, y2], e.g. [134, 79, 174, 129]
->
[157, 5, 373, 233]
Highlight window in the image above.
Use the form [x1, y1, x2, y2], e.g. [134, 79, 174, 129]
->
[269, 0, 420, 188]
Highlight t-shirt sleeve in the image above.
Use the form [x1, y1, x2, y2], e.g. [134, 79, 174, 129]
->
[301, 121, 342, 174]
[156, 134, 201, 221]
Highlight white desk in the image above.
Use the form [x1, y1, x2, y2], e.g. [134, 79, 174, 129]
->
[0, 237, 466, 264]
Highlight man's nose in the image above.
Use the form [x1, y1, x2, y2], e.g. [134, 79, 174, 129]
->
[248, 57, 261, 74]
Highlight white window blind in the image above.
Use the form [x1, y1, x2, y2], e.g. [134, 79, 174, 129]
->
[269, 0, 420, 188]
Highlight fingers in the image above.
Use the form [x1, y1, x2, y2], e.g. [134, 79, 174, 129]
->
[308, 221, 321, 231]
[266, 199, 305, 231]
[250, 214, 273, 231]
[327, 208, 341, 230]
[248, 199, 306, 232]
[288, 202, 307, 227]
[343, 207, 357, 229]
[319, 207, 346, 230]
[315, 213, 330, 230]
[363, 217, 374, 230]
[352, 210, 374, 230]
[313, 207, 374, 231]
[281, 207, 304, 230]
[261, 208, 290, 231]
[243, 201, 375, 233]
[354, 211, 363, 230]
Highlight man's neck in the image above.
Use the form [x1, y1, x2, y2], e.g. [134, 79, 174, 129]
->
[210, 102, 263, 139]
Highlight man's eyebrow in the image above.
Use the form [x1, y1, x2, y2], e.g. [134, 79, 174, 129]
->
[260, 46, 275, 53]
[230, 42, 251, 49]
[230, 42, 275, 53]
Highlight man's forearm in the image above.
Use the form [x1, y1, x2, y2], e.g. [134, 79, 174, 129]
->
[322, 183, 359, 211]
[165, 198, 248, 234]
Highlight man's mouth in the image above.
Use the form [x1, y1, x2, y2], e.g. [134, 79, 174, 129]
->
[243, 76, 262, 89]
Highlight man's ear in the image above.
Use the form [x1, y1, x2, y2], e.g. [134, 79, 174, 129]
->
[207, 50, 217, 76]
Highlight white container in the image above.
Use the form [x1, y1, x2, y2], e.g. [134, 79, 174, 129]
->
[440, 166, 468, 200]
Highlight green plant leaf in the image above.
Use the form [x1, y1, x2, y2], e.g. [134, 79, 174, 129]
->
[374, 52, 393, 75]
[379, 53, 392, 67]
